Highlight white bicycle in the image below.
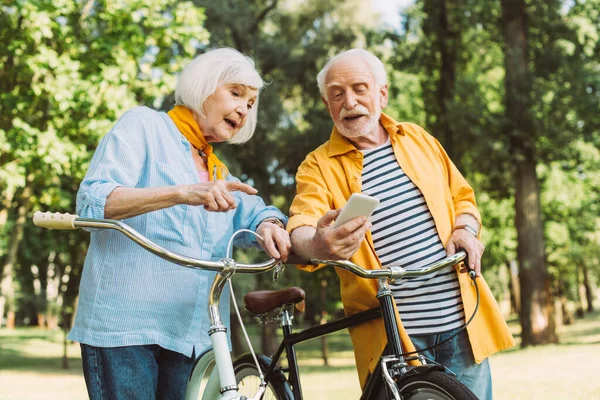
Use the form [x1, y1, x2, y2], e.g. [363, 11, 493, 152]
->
[33, 211, 294, 400]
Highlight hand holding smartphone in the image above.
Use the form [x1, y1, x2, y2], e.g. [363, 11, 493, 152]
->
[332, 193, 380, 228]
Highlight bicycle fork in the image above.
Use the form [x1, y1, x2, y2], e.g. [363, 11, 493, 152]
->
[207, 259, 243, 399]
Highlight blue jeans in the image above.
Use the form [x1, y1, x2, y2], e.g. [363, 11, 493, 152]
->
[80, 344, 195, 400]
[409, 327, 493, 400]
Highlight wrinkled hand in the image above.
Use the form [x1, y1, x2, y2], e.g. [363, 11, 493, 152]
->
[311, 209, 372, 260]
[256, 221, 292, 262]
[446, 230, 484, 276]
[182, 181, 257, 212]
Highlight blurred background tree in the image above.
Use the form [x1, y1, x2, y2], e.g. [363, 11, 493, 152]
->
[1, 0, 598, 360]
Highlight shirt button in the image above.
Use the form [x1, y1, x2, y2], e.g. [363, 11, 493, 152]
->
[356, 152, 362, 159]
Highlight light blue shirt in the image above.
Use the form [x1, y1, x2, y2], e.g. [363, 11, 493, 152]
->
[69, 106, 287, 357]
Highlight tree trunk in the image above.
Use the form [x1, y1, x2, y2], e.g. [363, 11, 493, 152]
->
[501, 0, 557, 346]
[320, 279, 329, 366]
[557, 279, 573, 326]
[261, 323, 279, 356]
[230, 308, 246, 357]
[574, 264, 585, 317]
[60, 232, 85, 369]
[0, 186, 32, 328]
[582, 262, 594, 312]
[254, 272, 279, 356]
[423, 0, 459, 160]
[507, 260, 521, 314]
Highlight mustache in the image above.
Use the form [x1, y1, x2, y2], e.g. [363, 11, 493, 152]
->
[339, 105, 370, 119]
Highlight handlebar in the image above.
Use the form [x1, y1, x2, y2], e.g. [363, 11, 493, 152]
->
[310, 251, 468, 280]
[33, 211, 279, 273]
[33, 211, 468, 279]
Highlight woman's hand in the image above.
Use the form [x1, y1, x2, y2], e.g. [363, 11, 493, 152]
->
[256, 220, 292, 262]
[182, 181, 257, 212]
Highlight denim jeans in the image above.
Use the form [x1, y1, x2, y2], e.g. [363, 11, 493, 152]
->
[409, 327, 493, 400]
[80, 344, 195, 400]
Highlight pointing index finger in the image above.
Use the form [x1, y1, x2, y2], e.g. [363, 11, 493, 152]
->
[225, 181, 258, 195]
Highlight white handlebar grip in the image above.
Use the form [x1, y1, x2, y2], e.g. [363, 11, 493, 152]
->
[33, 211, 78, 229]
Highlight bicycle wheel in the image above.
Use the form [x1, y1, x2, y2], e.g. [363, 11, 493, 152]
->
[396, 370, 478, 400]
[233, 353, 292, 400]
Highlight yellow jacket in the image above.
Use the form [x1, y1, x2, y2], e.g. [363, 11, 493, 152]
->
[288, 113, 515, 388]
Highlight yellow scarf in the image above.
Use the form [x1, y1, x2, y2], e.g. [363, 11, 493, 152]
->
[167, 105, 228, 180]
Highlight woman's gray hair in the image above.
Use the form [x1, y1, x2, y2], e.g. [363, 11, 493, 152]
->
[175, 48, 264, 144]
[316, 49, 388, 98]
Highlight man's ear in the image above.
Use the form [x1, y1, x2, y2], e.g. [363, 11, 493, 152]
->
[380, 84, 389, 108]
[321, 95, 331, 112]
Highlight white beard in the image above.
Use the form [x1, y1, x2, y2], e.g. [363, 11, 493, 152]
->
[337, 107, 381, 139]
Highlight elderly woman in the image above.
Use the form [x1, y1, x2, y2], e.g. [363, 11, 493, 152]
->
[71, 48, 291, 400]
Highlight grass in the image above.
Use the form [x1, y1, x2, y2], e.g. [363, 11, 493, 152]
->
[1, 311, 600, 399]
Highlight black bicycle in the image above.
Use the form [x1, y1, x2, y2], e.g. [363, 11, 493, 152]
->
[232, 253, 480, 400]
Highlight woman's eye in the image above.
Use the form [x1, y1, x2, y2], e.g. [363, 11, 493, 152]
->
[231, 90, 240, 97]
[247, 103, 254, 110]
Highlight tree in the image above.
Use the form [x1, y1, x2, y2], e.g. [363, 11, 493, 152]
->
[0, 0, 208, 331]
[500, 0, 557, 345]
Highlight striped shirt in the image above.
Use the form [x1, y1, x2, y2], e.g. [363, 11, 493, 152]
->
[361, 141, 464, 335]
[71, 106, 286, 357]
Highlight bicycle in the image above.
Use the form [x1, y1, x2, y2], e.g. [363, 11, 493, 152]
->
[33, 211, 291, 400]
[233, 255, 481, 400]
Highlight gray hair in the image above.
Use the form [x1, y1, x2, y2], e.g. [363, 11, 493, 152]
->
[316, 49, 388, 98]
[175, 48, 264, 144]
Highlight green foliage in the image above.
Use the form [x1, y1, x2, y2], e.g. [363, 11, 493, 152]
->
[540, 141, 600, 299]
[1, 0, 598, 329]
[0, 0, 208, 324]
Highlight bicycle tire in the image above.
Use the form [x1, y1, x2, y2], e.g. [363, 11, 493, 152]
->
[233, 353, 293, 400]
[395, 370, 478, 400]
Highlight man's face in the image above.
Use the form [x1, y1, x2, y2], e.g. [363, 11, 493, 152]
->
[322, 57, 388, 140]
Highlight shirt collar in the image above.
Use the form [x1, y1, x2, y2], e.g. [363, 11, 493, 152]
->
[327, 112, 405, 158]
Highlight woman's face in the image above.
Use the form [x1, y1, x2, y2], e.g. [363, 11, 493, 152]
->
[196, 84, 258, 143]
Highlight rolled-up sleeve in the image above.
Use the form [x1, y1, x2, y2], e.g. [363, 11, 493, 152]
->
[76, 109, 147, 219]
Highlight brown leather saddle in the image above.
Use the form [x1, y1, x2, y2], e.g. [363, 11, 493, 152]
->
[244, 287, 306, 314]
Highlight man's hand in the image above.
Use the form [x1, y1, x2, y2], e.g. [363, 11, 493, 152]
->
[256, 220, 292, 262]
[307, 209, 372, 260]
[446, 229, 484, 277]
[182, 181, 258, 212]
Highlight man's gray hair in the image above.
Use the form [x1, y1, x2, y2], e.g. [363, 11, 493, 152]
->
[175, 48, 264, 144]
[316, 49, 388, 98]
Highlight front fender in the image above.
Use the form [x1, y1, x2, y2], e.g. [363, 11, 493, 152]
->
[185, 347, 216, 400]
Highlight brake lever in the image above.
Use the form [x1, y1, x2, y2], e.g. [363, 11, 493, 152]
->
[459, 250, 476, 280]
[272, 261, 285, 281]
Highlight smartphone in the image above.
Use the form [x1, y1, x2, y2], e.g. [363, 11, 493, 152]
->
[332, 193, 380, 228]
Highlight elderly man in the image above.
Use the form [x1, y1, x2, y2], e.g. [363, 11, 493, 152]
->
[287, 49, 514, 399]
